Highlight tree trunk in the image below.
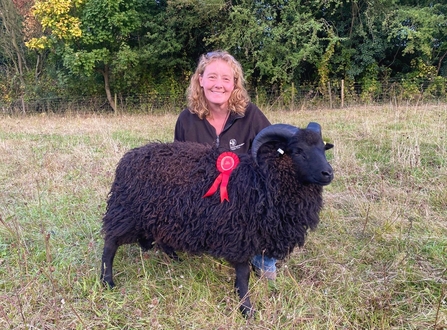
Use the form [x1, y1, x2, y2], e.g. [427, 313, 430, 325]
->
[437, 50, 447, 76]
[0, 0, 27, 113]
[102, 64, 117, 112]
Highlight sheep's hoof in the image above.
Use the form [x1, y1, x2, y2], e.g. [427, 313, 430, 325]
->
[240, 305, 255, 318]
[165, 251, 181, 262]
[101, 279, 116, 289]
[171, 255, 182, 262]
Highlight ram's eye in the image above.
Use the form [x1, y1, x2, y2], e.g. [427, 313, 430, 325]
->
[293, 148, 307, 159]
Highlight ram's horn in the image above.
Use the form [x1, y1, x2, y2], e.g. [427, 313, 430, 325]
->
[251, 124, 299, 165]
[306, 122, 322, 134]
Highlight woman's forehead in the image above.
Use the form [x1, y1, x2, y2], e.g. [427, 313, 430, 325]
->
[202, 59, 234, 76]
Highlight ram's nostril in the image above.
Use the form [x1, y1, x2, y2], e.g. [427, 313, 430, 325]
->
[322, 170, 333, 177]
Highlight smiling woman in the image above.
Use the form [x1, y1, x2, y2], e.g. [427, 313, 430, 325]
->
[174, 50, 270, 154]
[199, 59, 235, 130]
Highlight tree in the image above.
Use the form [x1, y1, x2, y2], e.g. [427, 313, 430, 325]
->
[316, 1, 446, 85]
[384, 3, 447, 76]
[140, 0, 228, 90]
[7, 0, 445, 110]
[27, 0, 160, 111]
[0, 0, 32, 111]
[209, 0, 338, 91]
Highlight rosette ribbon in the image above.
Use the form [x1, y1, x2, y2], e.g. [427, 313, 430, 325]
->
[203, 152, 240, 203]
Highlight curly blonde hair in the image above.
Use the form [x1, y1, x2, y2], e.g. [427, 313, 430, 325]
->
[186, 50, 250, 119]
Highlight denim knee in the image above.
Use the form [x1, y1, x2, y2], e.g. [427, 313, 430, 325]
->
[252, 255, 277, 272]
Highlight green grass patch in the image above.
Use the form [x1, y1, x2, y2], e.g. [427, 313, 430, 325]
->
[1, 106, 447, 328]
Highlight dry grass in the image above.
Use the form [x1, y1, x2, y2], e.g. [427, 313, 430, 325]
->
[0, 104, 446, 329]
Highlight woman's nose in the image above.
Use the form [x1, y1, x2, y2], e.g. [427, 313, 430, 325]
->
[213, 81, 223, 88]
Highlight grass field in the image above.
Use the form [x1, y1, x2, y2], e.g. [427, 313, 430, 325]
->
[1, 104, 446, 329]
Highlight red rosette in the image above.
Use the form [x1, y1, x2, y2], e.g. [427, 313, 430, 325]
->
[203, 152, 240, 203]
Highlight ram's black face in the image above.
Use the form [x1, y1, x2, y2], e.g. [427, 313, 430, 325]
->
[288, 131, 334, 186]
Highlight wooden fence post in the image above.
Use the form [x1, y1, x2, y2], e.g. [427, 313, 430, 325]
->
[328, 81, 333, 109]
[291, 82, 295, 110]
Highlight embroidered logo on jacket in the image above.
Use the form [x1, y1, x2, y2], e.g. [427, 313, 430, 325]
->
[229, 139, 244, 151]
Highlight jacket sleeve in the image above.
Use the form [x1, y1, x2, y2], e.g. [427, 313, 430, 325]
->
[174, 110, 187, 142]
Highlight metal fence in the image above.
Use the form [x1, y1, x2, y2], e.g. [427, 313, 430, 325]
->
[1, 94, 186, 115]
[2, 80, 446, 114]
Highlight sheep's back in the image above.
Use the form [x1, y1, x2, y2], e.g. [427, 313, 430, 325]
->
[102, 142, 216, 239]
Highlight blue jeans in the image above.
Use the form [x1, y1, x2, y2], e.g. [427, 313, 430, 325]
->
[252, 255, 276, 273]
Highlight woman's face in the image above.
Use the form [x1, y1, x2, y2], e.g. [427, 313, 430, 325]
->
[199, 59, 235, 109]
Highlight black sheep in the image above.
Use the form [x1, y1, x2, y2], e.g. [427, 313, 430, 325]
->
[101, 122, 334, 316]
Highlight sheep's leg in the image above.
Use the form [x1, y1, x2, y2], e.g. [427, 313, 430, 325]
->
[138, 237, 180, 261]
[158, 243, 181, 261]
[138, 237, 154, 251]
[233, 262, 253, 317]
[101, 238, 119, 288]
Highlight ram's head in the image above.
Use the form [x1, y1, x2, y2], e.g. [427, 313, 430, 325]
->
[251, 122, 334, 185]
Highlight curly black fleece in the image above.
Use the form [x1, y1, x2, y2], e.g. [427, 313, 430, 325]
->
[101, 139, 323, 265]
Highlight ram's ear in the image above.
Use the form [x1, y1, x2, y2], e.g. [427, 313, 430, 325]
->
[324, 142, 334, 150]
[251, 124, 299, 165]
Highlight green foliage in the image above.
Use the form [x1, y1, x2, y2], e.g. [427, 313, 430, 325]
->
[211, 0, 336, 87]
[1, 0, 446, 109]
[317, 35, 338, 94]
[26, 0, 83, 49]
[425, 76, 447, 100]
[317, 0, 393, 81]
[360, 63, 382, 103]
[64, 0, 151, 80]
[384, 5, 447, 59]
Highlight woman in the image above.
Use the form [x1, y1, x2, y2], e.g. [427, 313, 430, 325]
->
[174, 50, 277, 280]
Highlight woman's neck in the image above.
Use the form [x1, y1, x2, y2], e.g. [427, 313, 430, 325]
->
[207, 102, 229, 119]
[207, 108, 230, 135]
